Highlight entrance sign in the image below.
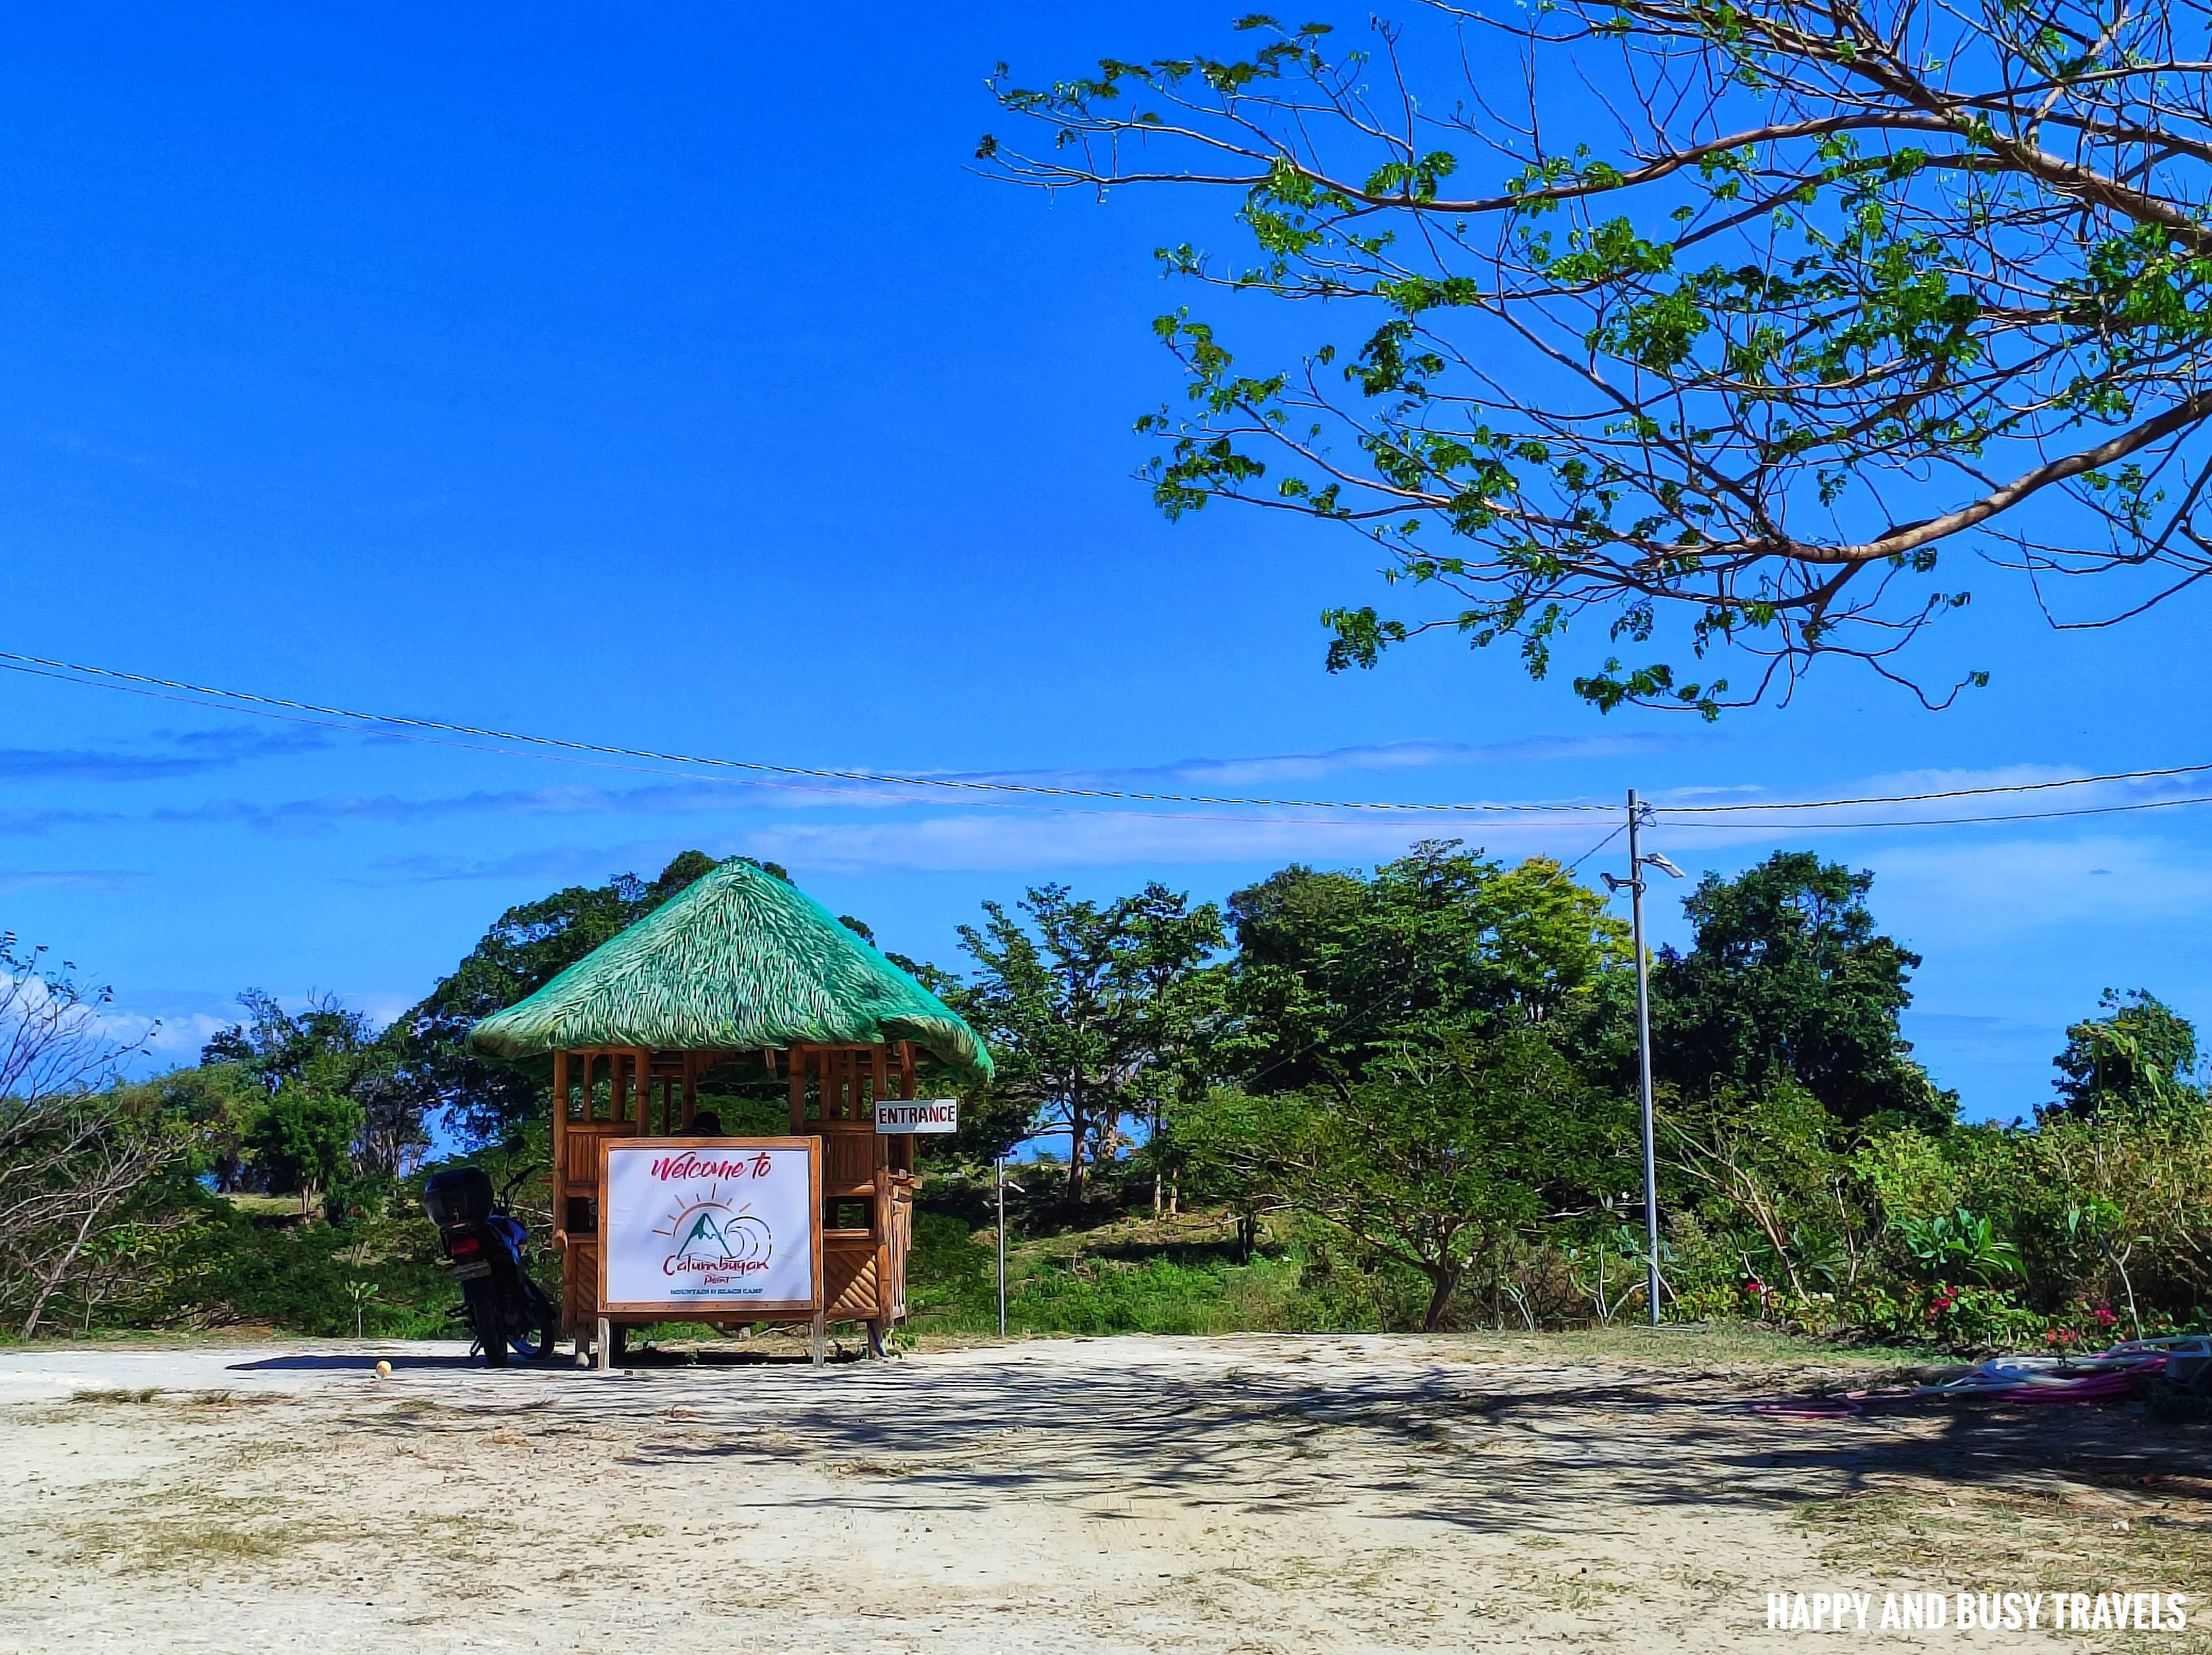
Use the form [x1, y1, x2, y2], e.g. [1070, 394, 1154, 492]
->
[875, 1097, 958, 1134]
[599, 1137, 822, 1315]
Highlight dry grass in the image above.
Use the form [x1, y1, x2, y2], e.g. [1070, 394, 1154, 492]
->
[64, 1492, 291, 1577]
[67, 1385, 278, 1409]
[219, 1193, 305, 1218]
[57, 1477, 523, 1588]
[1795, 1445, 2212, 1651]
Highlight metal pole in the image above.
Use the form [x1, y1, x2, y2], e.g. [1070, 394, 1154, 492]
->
[995, 1155, 1007, 1338]
[1628, 789, 1663, 1326]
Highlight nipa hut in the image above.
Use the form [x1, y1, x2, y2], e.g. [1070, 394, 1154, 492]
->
[467, 856, 992, 1366]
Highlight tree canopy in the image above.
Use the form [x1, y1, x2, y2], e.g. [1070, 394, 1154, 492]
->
[1223, 843, 1629, 1090]
[202, 990, 412, 1181]
[981, 3, 2212, 712]
[393, 849, 728, 1140]
[952, 882, 1227, 1198]
[1653, 851, 1953, 1130]
[1176, 1027, 1626, 1328]
[2051, 988, 2203, 1118]
[18, 843, 2212, 1345]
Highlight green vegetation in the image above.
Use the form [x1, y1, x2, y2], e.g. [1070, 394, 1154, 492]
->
[980, 6, 2212, 712]
[906, 1208, 1308, 1337]
[5, 845, 2212, 1354]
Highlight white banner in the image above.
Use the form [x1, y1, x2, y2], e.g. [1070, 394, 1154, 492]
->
[875, 1097, 959, 1134]
[600, 1139, 819, 1313]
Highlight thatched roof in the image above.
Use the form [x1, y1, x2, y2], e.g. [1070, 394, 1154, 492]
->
[466, 858, 992, 1084]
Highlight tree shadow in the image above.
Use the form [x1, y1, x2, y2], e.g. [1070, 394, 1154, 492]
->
[1080, 1238, 1259, 1268]
[327, 1341, 2212, 1539]
[229, 1353, 481, 1372]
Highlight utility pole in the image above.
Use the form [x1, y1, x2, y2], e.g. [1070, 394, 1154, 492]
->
[1627, 789, 1663, 1326]
[995, 1156, 1008, 1338]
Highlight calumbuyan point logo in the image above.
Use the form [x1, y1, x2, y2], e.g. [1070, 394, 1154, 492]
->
[650, 1185, 774, 1294]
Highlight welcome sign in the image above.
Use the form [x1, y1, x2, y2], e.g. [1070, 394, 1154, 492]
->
[598, 1137, 822, 1315]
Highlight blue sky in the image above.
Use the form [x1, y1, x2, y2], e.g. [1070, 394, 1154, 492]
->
[0, 3, 2204, 1120]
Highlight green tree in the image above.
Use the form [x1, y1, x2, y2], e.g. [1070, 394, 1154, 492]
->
[980, 7, 2212, 711]
[1653, 852, 1953, 1133]
[2050, 989, 2203, 1119]
[393, 849, 729, 1142]
[1177, 1028, 1627, 1329]
[1224, 843, 1628, 1091]
[137, 1061, 264, 1192]
[954, 882, 1225, 1202]
[246, 1083, 365, 1216]
[203, 990, 412, 1179]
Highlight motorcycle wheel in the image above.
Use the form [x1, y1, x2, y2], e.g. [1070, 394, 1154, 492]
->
[469, 1286, 510, 1367]
[517, 1280, 559, 1360]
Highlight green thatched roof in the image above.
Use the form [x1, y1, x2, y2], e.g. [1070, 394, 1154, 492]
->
[466, 858, 992, 1085]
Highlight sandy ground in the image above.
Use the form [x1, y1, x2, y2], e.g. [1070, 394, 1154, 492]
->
[0, 1332, 2203, 1653]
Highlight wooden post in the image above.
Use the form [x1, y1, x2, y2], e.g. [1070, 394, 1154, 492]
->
[553, 1049, 570, 1230]
[551, 1047, 569, 1205]
[891, 1041, 916, 1175]
[873, 1159, 894, 1343]
[552, 1048, 571, 1342]
[596, 1316, 613, 1373]
[809, 1309, 826, 1368]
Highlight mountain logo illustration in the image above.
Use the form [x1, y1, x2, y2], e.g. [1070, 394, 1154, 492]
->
[657, 1194, 773, 1266]
[677, 1208, 734, 1255]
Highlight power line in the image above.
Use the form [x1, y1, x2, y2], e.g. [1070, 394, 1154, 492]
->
[1658, 792, 2212, 831]
[1660, 763, 2212, 812]
[6, 645, 2211, 827]
[1565, 821, 1628, 873]
[0, 654, 1481, 830]
[0, 649, 1609, 816]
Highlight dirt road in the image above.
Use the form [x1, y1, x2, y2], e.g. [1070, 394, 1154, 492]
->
[0, 1332, 2201, 1652]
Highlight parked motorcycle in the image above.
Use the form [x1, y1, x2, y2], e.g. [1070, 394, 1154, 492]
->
[422, 1165, 559, 1366]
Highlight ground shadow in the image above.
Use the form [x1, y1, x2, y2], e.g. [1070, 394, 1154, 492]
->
[229, 1353, 483, 1373]
[608, 1346, 867, 1368]
[323, 1341, 2212, 1543]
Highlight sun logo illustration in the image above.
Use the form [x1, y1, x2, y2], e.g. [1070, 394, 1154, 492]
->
[652, 1183, 772, 1265]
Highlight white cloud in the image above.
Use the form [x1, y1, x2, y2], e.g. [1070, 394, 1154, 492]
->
[1012, 732, 1675, 791]
[98, 1009, 230, 1058]
[729, 807, 1613, 874]
[0, 868, 152, 895]
[1838, 832, 2212, 932]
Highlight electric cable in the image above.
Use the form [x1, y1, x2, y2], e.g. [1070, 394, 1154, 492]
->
[0, 654, 1582, 833]
[1565, 821, 1628, 873]
[1661, 762, 2212, 813]
[8, 645, 2212, 829]
[1656, 793, 2212, 831]
[0, 650, 1609, 816]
